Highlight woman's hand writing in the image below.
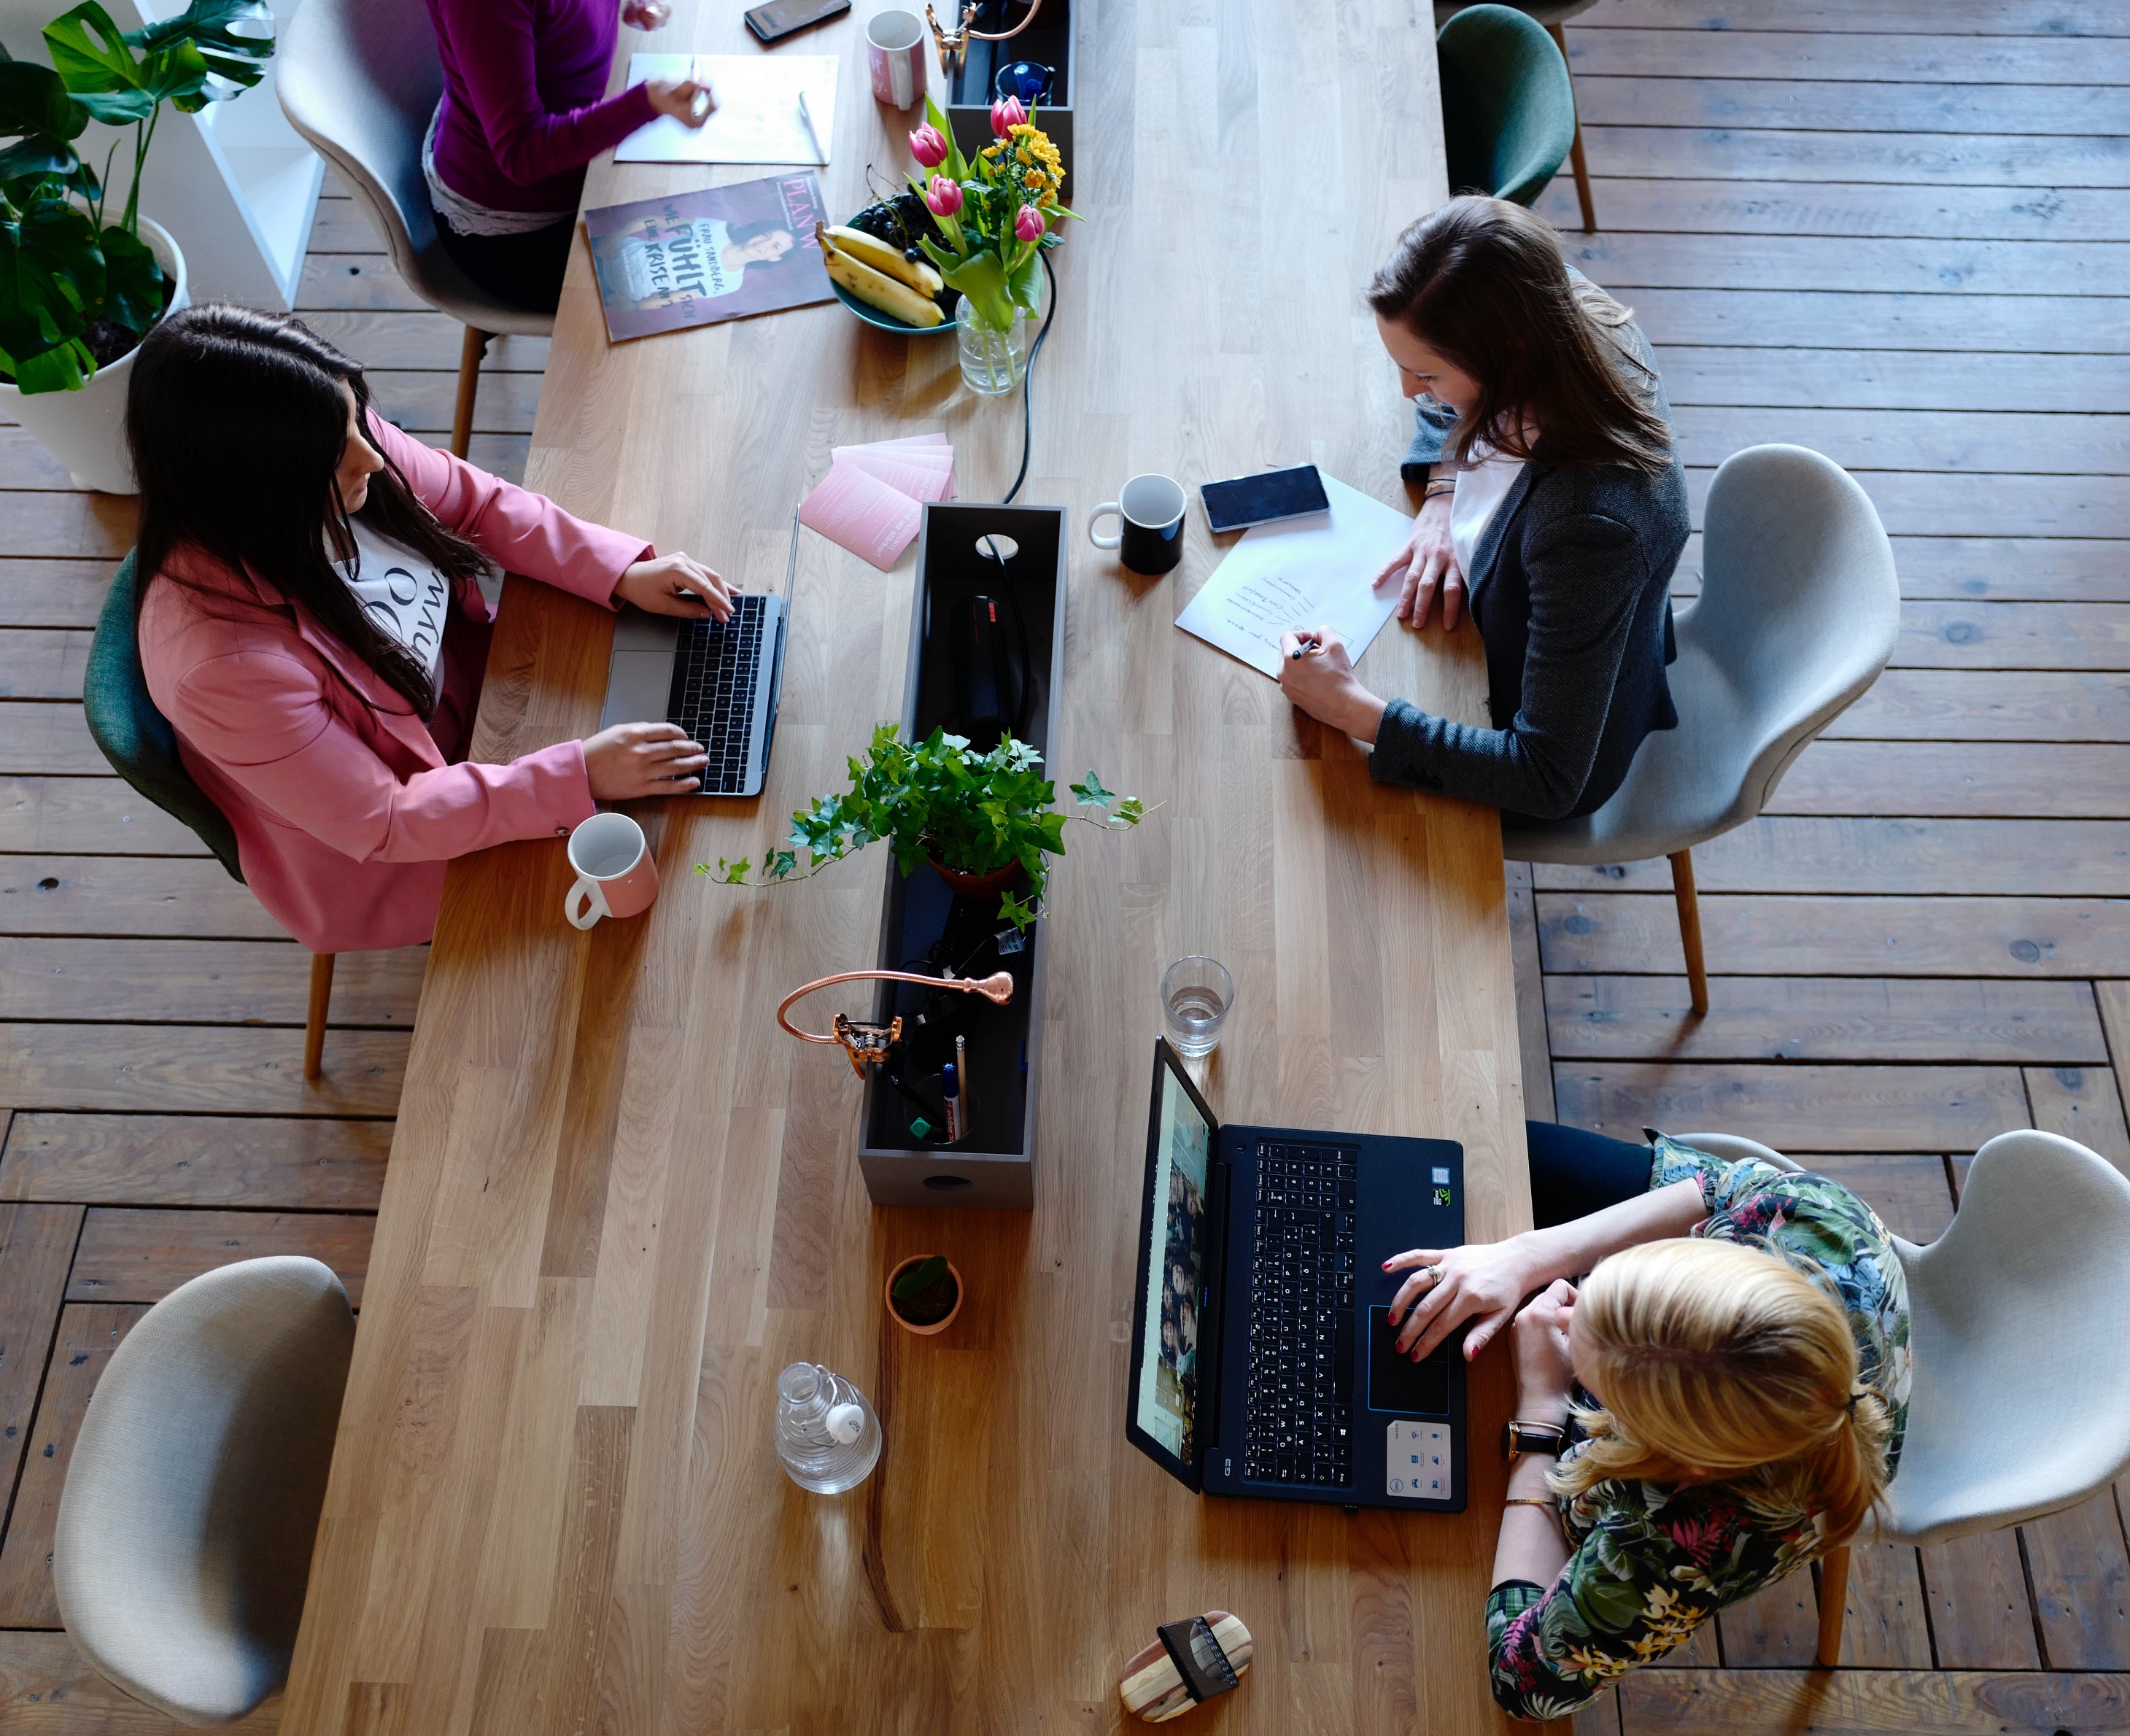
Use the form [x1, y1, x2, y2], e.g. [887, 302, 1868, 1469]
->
[1511, 1279, 1579, 1427]
[615, 553, 734, 621]
[1276, 626, 1388, 743]
[1374, 490, 1465, 631]
[583, 721, 708, 798]
[1384, 1236, 1545, 1362]
[644, 76, 713, 127]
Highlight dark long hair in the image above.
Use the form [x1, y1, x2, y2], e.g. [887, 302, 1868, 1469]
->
[127, 303, 487, 718]
[1366, 196, 1672, 475]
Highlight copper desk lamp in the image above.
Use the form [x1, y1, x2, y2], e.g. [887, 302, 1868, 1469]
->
[776, 969, 1014, 1076]
[925, 0, 1045, 82]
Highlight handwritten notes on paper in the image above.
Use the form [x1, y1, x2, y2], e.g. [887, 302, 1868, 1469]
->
[1174, 474, 1417, 677]
[616, 55, 837, 166]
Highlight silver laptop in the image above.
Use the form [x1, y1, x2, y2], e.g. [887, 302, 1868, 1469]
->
[596, 514, 796, 798]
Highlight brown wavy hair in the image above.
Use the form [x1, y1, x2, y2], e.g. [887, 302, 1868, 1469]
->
[1552, 1238, 1892, 1547]
[1366, 195, 1672, 476]
[127, 302, 488, 718]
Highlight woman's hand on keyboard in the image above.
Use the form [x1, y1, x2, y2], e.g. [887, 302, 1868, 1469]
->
[1384, 1238, 1546, 1363]
[616, 554, 735, 621]
[584, 721, 710, 798]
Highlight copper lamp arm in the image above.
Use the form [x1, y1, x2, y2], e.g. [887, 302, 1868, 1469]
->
[926, 0, 1045, 77]
[776, 969, 1014, 1044]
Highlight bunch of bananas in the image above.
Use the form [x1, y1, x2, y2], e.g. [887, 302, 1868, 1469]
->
[817, 222, 946, 329]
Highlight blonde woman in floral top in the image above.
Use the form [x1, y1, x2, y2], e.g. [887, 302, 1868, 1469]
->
[1382, 1126, 1909, 1721]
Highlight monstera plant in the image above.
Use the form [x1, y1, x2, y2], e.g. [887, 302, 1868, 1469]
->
[0, 0, 274, 392]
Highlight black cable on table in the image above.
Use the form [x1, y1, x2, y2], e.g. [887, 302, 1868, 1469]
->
[1001, 250, 1058, 506]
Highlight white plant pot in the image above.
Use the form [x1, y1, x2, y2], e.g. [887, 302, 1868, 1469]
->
[0, 216, 189, 495]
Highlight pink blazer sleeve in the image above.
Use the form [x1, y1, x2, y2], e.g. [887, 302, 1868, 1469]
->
[371, 414, 651, 608]
[169, 646, 595, 864]
[438, 0, 656, 189]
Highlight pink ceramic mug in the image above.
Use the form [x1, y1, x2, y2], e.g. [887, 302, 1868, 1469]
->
[867, 9, 926, 109]
[565, 813, 659, 929]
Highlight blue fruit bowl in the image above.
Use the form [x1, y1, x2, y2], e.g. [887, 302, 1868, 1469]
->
[830, 278, 956, 336]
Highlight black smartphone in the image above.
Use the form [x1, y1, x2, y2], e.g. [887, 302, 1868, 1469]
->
[744, 0, 850, 44]
[1200, 464, 1332, 534]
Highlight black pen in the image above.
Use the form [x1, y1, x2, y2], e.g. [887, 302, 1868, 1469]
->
[1289, 635, 1320, 661]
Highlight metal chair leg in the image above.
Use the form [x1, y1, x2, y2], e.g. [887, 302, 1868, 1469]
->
[1548, 23, 1598, 232]
[305, 952, 336, 1081]
[1815, 1543, 1850, 1667]
[451, 326, 492, 460]
[1670, 849, 1708, 1015]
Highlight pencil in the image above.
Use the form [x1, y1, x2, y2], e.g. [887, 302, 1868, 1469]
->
[797, 89, 826, 164]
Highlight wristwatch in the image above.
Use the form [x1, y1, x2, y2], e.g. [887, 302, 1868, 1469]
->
[1502, 1420, 1567, 1462]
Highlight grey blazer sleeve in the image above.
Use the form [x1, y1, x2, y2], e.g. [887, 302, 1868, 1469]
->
[1368, 509, 1652, 819]
[1401, 398, 1460, 481]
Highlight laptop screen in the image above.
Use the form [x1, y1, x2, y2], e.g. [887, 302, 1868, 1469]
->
[1133, 1046, 1214, 1474]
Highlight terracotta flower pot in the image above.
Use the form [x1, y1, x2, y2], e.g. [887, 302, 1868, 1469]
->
[930, 860, 1022, 899]
[885, 1255, 964, 1336]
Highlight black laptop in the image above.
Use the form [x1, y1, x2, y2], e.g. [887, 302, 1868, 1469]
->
[595, 515, 797, 797]
[1126, 1038, 1468, 1511]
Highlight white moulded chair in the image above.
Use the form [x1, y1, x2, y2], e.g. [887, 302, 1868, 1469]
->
[54, 1257, 355, 1726]
[1435, 0, 1602, 229]
[276, 0, 554, 457]
[1675, 1128, 2130, 1670]
[1505, 446, 1901, 1015]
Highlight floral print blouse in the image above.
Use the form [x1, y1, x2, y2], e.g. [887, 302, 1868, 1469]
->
[1485, 1135, 1912, 1721]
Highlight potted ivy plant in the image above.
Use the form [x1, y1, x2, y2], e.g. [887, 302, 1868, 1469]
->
[0, 0, 275, 491]
[699, 724, 1147, 932]
[885, 1254, 961, 1336]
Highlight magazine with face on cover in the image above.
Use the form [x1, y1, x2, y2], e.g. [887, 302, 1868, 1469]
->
[585, 173, 834, 342]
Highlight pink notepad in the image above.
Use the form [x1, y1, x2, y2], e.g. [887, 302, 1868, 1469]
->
[799, 433, 956, 570]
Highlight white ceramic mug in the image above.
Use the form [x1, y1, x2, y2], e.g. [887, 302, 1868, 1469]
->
[565, 813, 659, 930]
[867, 9, 926, 109]
[1088, 473, 1188, 576]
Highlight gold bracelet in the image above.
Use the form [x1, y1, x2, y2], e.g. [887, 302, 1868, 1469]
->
[1422, 478, 1455, 499]
[1504, 1497, 1559, 1511]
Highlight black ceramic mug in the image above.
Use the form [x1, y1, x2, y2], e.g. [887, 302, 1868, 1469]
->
[1088, 474, 1187, 576]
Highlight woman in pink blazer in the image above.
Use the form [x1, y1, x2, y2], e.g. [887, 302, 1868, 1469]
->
[131, 304, 722, 955]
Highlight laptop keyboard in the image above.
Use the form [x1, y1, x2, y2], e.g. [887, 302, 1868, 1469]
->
[1244, 1142, 1358, 1487]
[665, 596, 766, 795]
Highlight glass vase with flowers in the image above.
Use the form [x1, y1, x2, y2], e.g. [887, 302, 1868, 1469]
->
[905, 93, 1073, 395]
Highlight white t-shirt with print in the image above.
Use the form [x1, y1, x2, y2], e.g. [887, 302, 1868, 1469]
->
[337, 520, 452, 691]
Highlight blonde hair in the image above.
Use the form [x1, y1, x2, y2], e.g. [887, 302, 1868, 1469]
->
[1552, 1239, 1891, 1546]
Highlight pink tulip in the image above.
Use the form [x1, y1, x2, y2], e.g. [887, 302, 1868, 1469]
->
[923, 174, 964, 217]
[1014, 204, 1045, 243]
[990, 96, 1027, 137]
[907, 123, 949, 168]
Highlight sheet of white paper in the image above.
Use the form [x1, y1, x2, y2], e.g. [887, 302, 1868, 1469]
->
[1174, 474, 1416, 678]
[616, 55, 838, 165]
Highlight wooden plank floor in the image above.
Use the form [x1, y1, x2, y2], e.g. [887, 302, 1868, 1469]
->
[0, 169, 500, 1730]
[1522, 2, 2130, 1732]
[4, 2, 2130, 1724]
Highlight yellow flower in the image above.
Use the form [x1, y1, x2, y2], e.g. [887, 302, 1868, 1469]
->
[1556, 1645, 1632, 1683]
[1024, 169, 1044, 188]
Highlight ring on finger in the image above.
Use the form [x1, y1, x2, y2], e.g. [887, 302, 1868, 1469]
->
[1426, 1263, 1444, 1287]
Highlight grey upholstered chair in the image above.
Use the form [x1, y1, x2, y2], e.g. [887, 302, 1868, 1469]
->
[1505, 446, 1900, 1014]
[277, 0, 552, 457]
[54, 1257, 355, 1727]
[1436, 0, 1600, 228]
[1674, 1128, 2130, 1670]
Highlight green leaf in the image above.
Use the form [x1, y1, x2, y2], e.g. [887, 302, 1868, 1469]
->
[0, 137, 77, 182]
[998, 890, 1039, 932]
[130, 0, 274, 90]
[1116, 797, 1146, 825]
[0, 58, 86, 142]
[1070, 770, 1114, 810]
[44, 2, 139, 94]
[69, 86, 153, 123]
[95, 220, 159, 332]
[767, 849, 797, 880]
[891, 1254, 950, 1302]
[926, 244, 1015, 332]
[716, 856, 752, 883]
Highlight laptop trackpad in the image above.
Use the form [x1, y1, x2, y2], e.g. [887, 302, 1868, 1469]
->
[600, 648, 676, 731]
[1366, 1306, 1451, 1415]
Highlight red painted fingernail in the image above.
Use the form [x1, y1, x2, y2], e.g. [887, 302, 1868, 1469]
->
[1382, 1260, 1393, 1269]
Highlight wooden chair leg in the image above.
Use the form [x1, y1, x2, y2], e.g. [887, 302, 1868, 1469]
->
[1548, 24, 1598, 232]
[1670, 848, 1708, 1015]
[451, 327, 492, 460]
[305, 952, 336, 1081]
[1815, 1543, 1850, 1668]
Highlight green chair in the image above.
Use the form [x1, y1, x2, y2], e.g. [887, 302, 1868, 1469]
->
[1436, 2, 1579, 215]
[85, 553, 340, 1079]
[1436, 0, 1599, 229]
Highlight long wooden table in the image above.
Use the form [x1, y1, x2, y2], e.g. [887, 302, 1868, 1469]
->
[281, 5, 1533, 1730]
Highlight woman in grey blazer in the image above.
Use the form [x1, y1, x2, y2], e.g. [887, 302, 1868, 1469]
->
[1279, 197, 1689, 823]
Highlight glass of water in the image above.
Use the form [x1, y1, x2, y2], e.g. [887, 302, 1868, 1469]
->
[1161, 956, 1235, 1058]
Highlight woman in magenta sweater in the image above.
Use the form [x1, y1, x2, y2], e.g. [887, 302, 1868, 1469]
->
[423, 0, 710, 313]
